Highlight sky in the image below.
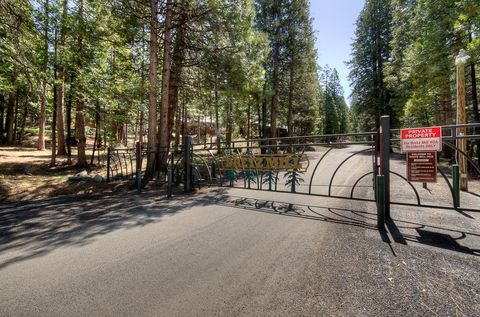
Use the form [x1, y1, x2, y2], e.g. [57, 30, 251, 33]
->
[309, 0, 365, 104]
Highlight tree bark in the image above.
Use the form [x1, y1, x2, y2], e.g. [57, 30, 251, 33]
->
[168, 11, 186, 152]
[287, 55, 295, 137]
[157, 0, 173, 172]
[75, 0, 87, 167]
[66, 72, 73, 164]
[226, 98, 233, 146]
[51, 76, 57, 166]
[271, 43, 280, 140]
[440, 83, 453, 159]
[90, 99, 101, 165]
[146, 0, 158, 176]
[51, 28, 58, 166]
[470, 62, 479, 163]
[5, 89, 15, 145]
[270, 0, 282, 140]
[56, 0, 68, 155]
[0, 94, 4, 138]
[18, 103, 28, 144]
[13, 92, 18, 143]
[38, 0, 49, 151]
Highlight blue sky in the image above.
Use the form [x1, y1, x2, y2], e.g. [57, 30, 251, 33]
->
[309, 0, 365, 104]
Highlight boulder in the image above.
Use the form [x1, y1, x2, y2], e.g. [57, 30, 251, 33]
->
[93, 174, 105, 183]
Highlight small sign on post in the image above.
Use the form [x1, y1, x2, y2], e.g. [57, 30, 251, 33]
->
[406, 151, 437, 183]
[401, 127, 442, 152]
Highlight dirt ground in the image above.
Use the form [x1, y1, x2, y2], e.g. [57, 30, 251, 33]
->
[0, 143, 127, 202]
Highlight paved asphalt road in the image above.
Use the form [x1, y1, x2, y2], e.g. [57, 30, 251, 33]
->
[1, 146, 479, 316]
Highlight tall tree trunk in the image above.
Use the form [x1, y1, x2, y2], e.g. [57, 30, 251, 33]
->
[226, 98, 233, 146]
[214, 76, 219, 132]
[75, 0, 87, 167]
[51, 29, 58, 166]
[13, 92, 18, 143]
[38, 0, 49, 151]
[471, 63, 479, 122]
[471, 63, 480, 164]
[174, 102, 180, 149]
[66, 72, 73, 164]
[38, 84, 47, 150]
[157, 0, 173, 172]
[0, 94, 4, 138]
[51, 75, 57, 166]
[261, 83, 267, 138]
[287, 56, 295, 137]
[271, 44, 280, 140]
[247, 99, 251, 147]
[168, 8, 187, 152]
[270, 0, 282, 141]
[5, 89, 15, 145]
[56, 0, 68, 155]
[441, 83, 453, 159]
[75, 99, 87, 167]
[90, 99, 100, 165]
[18, 103, 28, 144]
[256, 94, 261, 138]
[146, 0, 158, 176]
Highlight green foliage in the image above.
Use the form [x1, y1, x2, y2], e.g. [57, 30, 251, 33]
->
[348, 0, 395, 130]
[255, 0, 321, 136]
[384, 0, 480, 128]
[319, 66, 348, 134]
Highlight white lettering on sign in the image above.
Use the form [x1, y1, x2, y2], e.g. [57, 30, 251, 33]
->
[401, 126, 442, 152]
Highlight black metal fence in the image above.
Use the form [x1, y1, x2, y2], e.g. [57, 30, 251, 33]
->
[106, 116, 480, 230]
[375, 116, 480, 228]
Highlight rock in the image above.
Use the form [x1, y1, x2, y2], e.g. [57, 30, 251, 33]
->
[77, 170, 89, 178]
[94, 174, 104, 183]
[21, 165, 33, 174]
[69, 170, 91, 183]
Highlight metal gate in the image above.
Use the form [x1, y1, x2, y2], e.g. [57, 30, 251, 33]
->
[377, 116, 480, 219]
[181, 131, 378, 203]
[112, 115, 480, 229]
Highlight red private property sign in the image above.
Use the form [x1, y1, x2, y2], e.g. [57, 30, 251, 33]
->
[400, 127, 442, 153]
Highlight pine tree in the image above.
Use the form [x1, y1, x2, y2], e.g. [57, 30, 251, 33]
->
[348, 0, 394, 130]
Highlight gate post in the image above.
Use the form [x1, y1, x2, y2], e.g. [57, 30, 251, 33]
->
[376, 175, 385, 228]
[380, 116, 391, 219]
[184, 136, 193, 193]
[453, 164, 460, 208]
[107, 147, 111, 182]
[167, 166, 173, 197]
[135, 142, 142, 193]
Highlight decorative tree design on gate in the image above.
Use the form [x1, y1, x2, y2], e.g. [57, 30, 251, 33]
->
[284, 147, 305, 193]
[244, 148, 257, 189]
[262, 148, 278, 191]
[222, 149, 238, 187]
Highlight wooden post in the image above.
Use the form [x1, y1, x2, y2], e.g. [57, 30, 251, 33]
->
[455, 49, 470, 191]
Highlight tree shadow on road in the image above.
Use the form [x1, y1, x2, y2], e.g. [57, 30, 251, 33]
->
[215, 194, 480, 256]
[0, 188, 227, 270]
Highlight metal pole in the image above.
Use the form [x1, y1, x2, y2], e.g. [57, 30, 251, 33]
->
[455, 49, 470, 191]
[136, 142, 142, 193]
[167, 166, 172, 197]
[107, 147, 111, 182]
[376, 175, 385, 229]
[453, 164, 460, 208]
[380, 116, 391, 219]
[184, 135, 192, 192]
